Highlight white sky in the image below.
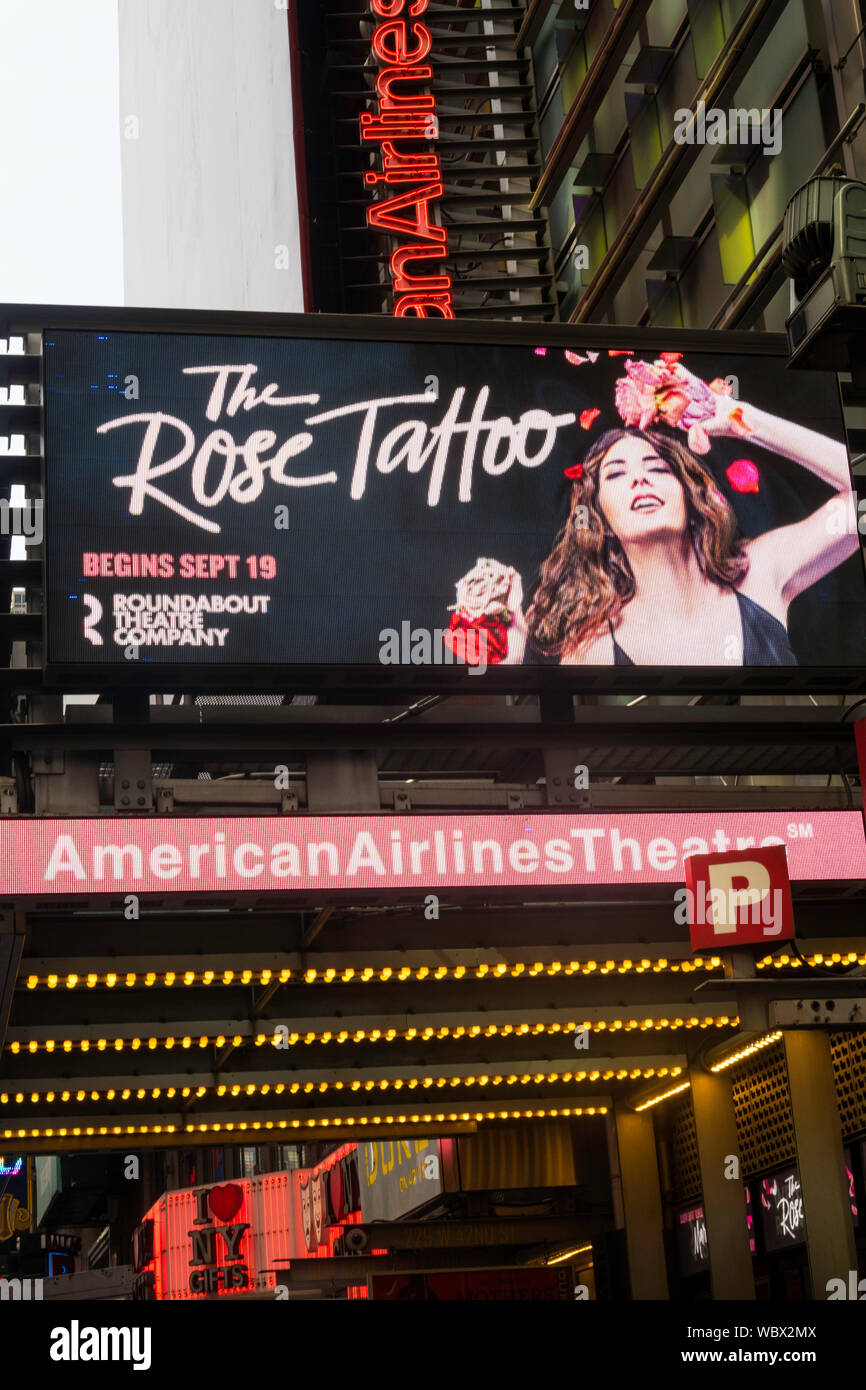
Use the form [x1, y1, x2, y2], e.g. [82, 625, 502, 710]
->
[0, 0, 123, 306]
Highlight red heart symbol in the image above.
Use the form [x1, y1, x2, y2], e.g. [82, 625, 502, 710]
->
[208, 1183, 243, 1223]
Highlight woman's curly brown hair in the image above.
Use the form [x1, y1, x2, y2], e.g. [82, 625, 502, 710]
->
[527, 426, 749, 659]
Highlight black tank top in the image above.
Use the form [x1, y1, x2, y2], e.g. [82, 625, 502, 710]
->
[609, 590, 797, 666]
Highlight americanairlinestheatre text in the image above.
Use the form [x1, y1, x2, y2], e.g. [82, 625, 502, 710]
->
[43, 825, 791, 883]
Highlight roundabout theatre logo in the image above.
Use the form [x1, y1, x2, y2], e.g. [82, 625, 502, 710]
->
[188, 1183, 250, 1294]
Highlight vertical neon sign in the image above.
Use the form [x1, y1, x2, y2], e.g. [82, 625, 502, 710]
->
[362, 0, 454, 318]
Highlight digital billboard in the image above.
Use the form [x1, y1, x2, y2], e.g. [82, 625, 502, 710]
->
[42, 328, 865, 685]
[0, 811, 862, 899]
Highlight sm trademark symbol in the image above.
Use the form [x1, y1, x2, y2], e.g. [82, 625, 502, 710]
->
[787, 822, 814, 839]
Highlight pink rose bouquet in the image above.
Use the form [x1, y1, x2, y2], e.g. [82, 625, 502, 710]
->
[614, 358, 751, 455]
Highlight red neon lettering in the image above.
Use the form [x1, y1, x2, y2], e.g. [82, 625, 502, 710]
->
[367, 181, 445, 240]
[371, 0, 429, 13]
[372, 20, 432, 67]
[365, 144, 440, 186]
[376, 64, 435, 111]
[390, 241, 451, 293]
[382, 139, 438, 169]
[365, 167, 439, 187]
[360, 113, 431, 142]
[394, 293, 455, 318]
[364, 6, 452, 317]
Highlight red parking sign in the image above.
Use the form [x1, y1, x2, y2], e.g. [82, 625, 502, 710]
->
[683, 845, 794, 950]
[855, 719, 866, 814]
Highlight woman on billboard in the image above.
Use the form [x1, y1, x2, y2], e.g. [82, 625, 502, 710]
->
[450, 359, 858, 667]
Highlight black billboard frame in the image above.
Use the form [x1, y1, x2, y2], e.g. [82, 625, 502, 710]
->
[4, 303, 862, 696]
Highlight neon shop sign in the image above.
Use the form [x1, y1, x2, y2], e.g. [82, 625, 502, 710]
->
[188, 1184, 250, 1295]
[362, 0, 453, 318]
[0, 1158, 23, 1177]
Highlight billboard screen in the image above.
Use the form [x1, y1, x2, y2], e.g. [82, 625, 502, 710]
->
[42, 329, 865, 680]
[1, 811, 863, 899]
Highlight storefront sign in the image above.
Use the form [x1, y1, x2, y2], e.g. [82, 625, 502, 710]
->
[298, 1145, 362, 1254]
[4, 811, 864, 898]
[371, 1268, 573, 1299]
[0, 1199, 30, 1242]
[43, 330, 864, 680]
[363, 1, 451, 318]
[360, 1138, 441, 1222]
[187, 1184, 251, 1295]
[684, 844, 794, 949]
[0, 1155, 31, 1241]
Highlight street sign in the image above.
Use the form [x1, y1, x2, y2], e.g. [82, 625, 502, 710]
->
[684, 844, 794, 950]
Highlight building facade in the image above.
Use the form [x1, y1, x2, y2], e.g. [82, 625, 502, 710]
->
[301, 0, 866, 332]
[0, 0, 865, 1308]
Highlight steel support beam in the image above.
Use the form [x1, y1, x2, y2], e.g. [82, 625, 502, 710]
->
[271, 1247, 562, 1286]
[614, 1100, 669, 1299]
[348, 1214, 598, 1250]
[689, 1065, 755, 1300]
[784, 1030, 857, 1297]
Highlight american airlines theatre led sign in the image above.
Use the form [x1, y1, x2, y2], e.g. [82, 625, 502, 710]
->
[42, 327, 866, 684]
[2, 812, 864, 899]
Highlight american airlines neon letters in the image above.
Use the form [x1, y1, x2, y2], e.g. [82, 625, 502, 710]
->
[363, 0, 453, 317]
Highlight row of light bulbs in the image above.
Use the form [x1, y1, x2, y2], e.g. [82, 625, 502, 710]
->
[20, 953, 860, 994]
[3, 1106, 607, 1143]
[21, 956, 725, 991]
[755, 953, 863, 969]
[1, 1064, 684, 1108]
[634, 1081, 691, 1112]
[633, 1029, 786, 1108]
[3, 1032, 793, 1124]
[709, 1030, 783, 1073]
[6, 1016, 736, 1056]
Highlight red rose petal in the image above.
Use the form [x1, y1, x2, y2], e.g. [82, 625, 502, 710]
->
[579, 408, 600, 429]
[564, 463, 584, 479]
[444, 615, 508, 665]
[608, 350, 634, 357]
[726, 459, 760, 494]
[659, 351, 683, 365]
